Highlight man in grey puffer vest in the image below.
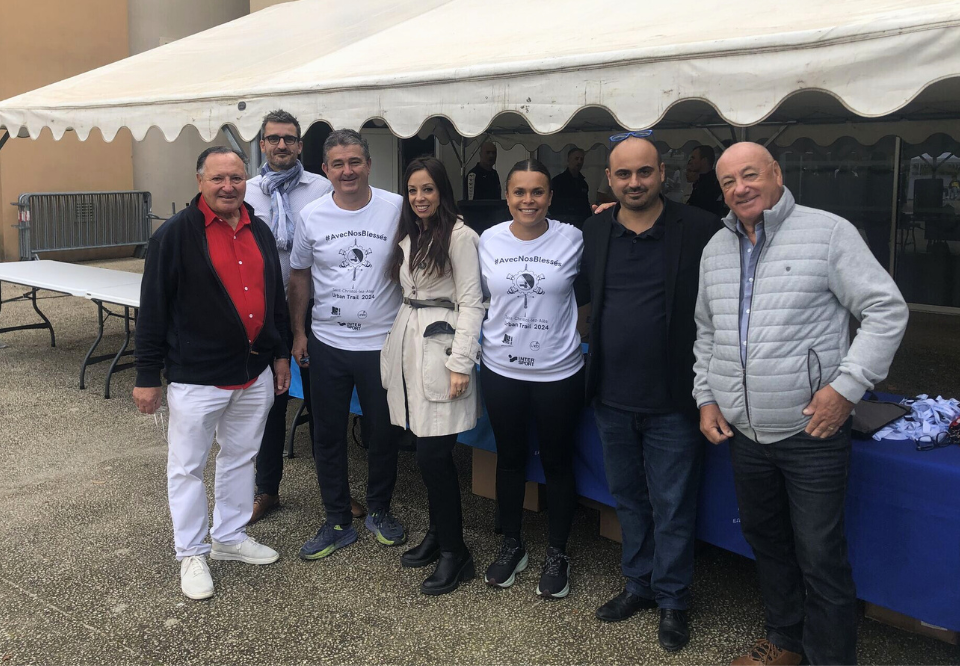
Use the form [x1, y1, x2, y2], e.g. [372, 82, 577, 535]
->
[692, 143, 908, 666]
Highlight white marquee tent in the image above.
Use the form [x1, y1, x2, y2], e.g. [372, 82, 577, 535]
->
[0, 0, 958, 145]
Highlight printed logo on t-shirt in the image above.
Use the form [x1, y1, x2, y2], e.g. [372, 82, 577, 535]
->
[338, 240, 373, 281]
[506, 264, 545, 309]
[358, 310, 368, 319]
[338, 322, 362, 331]
[530, 341, 541, 351]
[508, 354, 535, 367]
[331, 306, 341, 316]
[501, 333, 513, 346]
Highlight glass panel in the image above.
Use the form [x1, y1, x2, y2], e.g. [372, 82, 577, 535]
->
[775, 137, 896, 271]
[895, 138, 960, 308]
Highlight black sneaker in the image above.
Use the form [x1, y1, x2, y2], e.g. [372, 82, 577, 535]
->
[484, 537, 528, 588]
[536, 546, 570, 599]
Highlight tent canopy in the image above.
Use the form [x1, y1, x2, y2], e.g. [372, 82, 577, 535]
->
[1, 0, 958, 142]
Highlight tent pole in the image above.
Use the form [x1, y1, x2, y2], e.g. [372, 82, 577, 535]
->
[763, 125, 789, 148]
[703, 128, 727, 150]
[0, 130, 9, 153]
[222, 125, 256, 177]
[887, 136, 902, 277]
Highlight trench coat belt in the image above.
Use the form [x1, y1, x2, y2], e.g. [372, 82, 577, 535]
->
[402, 297, 458, 311]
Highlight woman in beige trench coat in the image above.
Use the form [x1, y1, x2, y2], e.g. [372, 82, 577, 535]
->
[380, 157, 484, 595]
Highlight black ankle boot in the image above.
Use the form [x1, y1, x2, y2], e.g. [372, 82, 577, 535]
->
[420, 549, 475, 596]
[400, 526, 441, 568]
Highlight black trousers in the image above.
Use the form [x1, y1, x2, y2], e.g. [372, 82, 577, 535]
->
[480, 363, 585, 549]
[255, 389, 288, 496]
[416, 434, 465, 553]
[730, 424, 858, 666]
[308, 334, 400, 527]
[255, 301, 313, 496]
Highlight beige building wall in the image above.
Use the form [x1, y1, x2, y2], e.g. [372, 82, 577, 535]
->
[127, 0, 250, 227]
[0, 0, 134, 262]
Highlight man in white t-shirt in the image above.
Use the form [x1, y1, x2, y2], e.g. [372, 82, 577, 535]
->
[288, 129, 406, 560]
[244, 109, 332, 524]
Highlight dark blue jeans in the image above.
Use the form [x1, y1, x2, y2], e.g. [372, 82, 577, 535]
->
[593, 404, 704, 610]
[729, 425, 857, 666]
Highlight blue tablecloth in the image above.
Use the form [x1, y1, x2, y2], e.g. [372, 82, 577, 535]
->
[290, 363, 960, 631]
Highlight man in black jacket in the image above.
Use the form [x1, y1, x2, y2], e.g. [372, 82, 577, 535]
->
[133, 147, 291, 601]
[686, 144, 728, 217]
[576, 136, 720, 651]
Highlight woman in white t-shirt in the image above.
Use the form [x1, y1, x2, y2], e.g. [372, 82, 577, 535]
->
[478, 159, 586, 599]
[380, 157, 484, 596]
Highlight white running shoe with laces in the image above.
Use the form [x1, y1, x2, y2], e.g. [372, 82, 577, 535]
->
[180, 555, 214, 600]
[211, 536, 280, 565]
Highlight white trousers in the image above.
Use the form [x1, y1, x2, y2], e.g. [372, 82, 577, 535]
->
[166, 367, 274, 559]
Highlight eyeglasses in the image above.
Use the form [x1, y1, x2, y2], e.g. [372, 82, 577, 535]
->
[916, 431, 953, 451]
[609, 130, 654, 143]
[264, 134, 300, 146]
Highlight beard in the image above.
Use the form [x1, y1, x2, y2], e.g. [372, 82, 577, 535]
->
[619, 187, 659, 211]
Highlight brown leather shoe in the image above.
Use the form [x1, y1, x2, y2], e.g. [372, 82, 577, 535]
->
[248, 493, 280, 525]
[351, 497, 367, 520]
[731, 639, 802, 665]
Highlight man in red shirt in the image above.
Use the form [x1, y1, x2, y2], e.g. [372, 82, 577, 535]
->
[134, 147, 291, 600]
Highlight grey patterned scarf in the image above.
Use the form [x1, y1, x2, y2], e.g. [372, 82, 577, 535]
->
[258, 161, 303, 250]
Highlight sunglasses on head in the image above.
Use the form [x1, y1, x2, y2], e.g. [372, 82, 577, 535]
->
[609, 129, 654, 143]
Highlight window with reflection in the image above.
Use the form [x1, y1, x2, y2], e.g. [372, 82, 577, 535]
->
[896, 135, 960, 308]
[774, 137, 896, 272]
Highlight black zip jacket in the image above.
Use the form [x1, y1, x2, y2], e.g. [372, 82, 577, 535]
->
[135, 194, 290, 388]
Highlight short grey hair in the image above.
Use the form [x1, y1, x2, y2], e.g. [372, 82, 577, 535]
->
[196, 146, 247, 175]
[323, 129, 370, 165]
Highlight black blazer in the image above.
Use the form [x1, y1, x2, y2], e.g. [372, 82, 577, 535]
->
[576, 198, 721, 417]
[135, 194, 290, 388]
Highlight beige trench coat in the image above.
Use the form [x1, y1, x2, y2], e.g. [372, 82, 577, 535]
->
[380, 221, 484, 437]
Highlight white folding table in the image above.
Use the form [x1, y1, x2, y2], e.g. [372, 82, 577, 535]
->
[0, 260, 141, 397]
[81, 281, 142, 398]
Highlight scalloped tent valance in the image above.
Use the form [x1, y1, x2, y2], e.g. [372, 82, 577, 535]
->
[1, 0, 958, 143]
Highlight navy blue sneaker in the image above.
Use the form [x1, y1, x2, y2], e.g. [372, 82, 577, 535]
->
[536, 546, 571, 599]
[365, 510, 407, 546]
[298, 523, 357, 560]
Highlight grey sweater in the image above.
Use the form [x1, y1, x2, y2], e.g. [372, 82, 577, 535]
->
[692, 187, 909, 443]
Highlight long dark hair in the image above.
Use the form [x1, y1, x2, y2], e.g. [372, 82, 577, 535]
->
[390, 157, 460, 281]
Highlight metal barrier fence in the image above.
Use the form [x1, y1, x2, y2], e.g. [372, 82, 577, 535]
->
[15, 191, 152, 261]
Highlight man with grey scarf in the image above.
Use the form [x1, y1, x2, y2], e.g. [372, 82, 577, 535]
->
[244, 110, 332, 523]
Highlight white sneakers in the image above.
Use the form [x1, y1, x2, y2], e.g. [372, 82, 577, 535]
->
[180, 537, 279, 600]
[211, 536, 280, 565]
[180, 555, 214, 600]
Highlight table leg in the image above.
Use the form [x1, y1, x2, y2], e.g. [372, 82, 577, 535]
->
[30, 288, 56, 348]
[80, 300, 106, 390]
[104, 306, 132, 399]
[285, 398, 309, 459]
[0, 284, 57, 346]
